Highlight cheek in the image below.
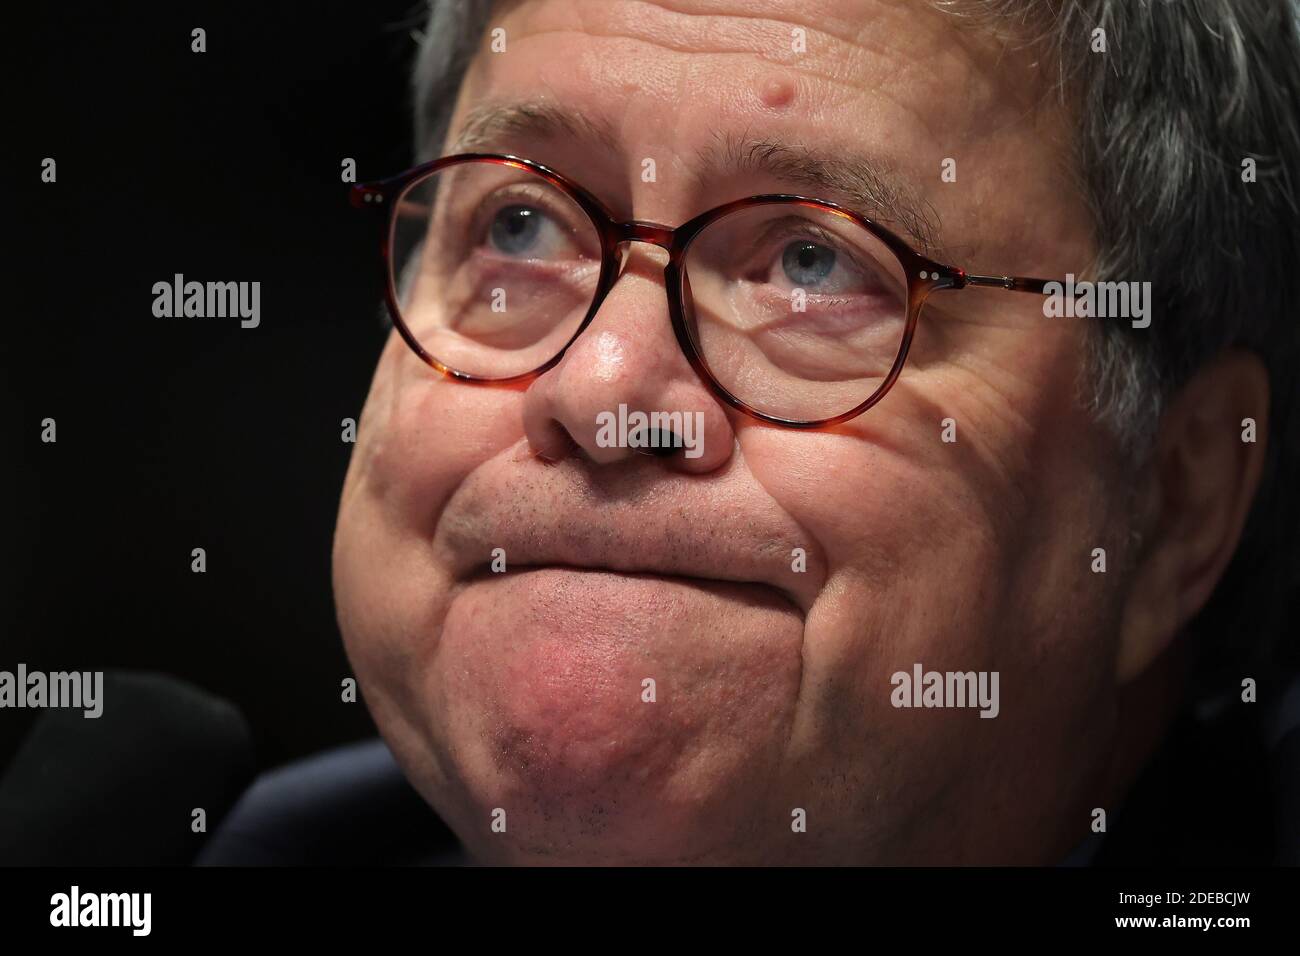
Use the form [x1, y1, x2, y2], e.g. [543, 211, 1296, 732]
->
[332, 339, 530, 747]
[736, 388, 1123, 858]
[354, 341, 529, 537]
[744, 420, 1016, 703]
[738, 414, 983, 586]
[736, 320, 1104, 613]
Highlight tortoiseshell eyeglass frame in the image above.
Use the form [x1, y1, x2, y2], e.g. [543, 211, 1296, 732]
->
[353, 153, 1059, 429]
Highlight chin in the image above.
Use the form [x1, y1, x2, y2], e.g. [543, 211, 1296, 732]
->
[399, 639, 802, 863]
[403, 717, 774, 865]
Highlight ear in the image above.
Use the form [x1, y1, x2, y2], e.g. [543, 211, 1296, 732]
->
[1116, 349, 1270, 684]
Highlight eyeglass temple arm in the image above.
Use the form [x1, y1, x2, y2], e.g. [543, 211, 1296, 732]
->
[957, 273, 1054, 295]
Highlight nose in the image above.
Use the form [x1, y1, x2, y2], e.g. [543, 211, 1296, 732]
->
[521, 241, 736, 472]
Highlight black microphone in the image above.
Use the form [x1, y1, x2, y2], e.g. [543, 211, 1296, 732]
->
[0, 670, 255, 865]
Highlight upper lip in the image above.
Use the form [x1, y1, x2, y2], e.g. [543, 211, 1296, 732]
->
[431, 452, 822, 615]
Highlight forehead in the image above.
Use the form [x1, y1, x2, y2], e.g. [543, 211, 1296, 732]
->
[447, 0, 1088, 275]
[456, 0, 1031, 149]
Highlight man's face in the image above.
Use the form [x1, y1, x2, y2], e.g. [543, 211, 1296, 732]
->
[333, 0, 1134, 863]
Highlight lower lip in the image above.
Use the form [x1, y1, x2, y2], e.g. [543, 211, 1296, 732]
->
[446, 566, 800, 638]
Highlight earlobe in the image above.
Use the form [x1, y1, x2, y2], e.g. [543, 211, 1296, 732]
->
[1114, 349, 1270, 685]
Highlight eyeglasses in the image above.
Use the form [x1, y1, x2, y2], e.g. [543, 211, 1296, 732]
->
[353, 153, 1057, 428]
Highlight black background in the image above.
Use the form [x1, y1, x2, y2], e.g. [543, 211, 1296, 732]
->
[6, 0, 1300, 883]
[9, 0, 428, 772]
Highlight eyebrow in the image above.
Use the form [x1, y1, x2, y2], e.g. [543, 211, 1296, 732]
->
[696, 132, 944, 257]
[449, 100, 623, 155]
[446, 101, 945, 256]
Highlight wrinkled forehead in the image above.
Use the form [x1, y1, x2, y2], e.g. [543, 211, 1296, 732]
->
[436, 0, 1083, 272]
[452, 0, 1037, 150]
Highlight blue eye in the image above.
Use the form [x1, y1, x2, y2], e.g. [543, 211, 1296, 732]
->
[782, 241, 837, 286]
[489, 205, 542, 255]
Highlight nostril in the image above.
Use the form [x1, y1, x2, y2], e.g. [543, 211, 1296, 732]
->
[520, 416, 583, 463]
[633, 429, 684, 457]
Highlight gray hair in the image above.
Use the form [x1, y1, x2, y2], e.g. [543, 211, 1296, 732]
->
[412, 0, 494, 162]
[411, 0, 1300, 686]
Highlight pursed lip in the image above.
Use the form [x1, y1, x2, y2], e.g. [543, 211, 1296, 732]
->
[462, 564, 805, 616]
[430, 453, 823, 616]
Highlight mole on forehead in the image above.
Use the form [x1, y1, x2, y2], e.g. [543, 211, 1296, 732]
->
[759, 77, 797, 110]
